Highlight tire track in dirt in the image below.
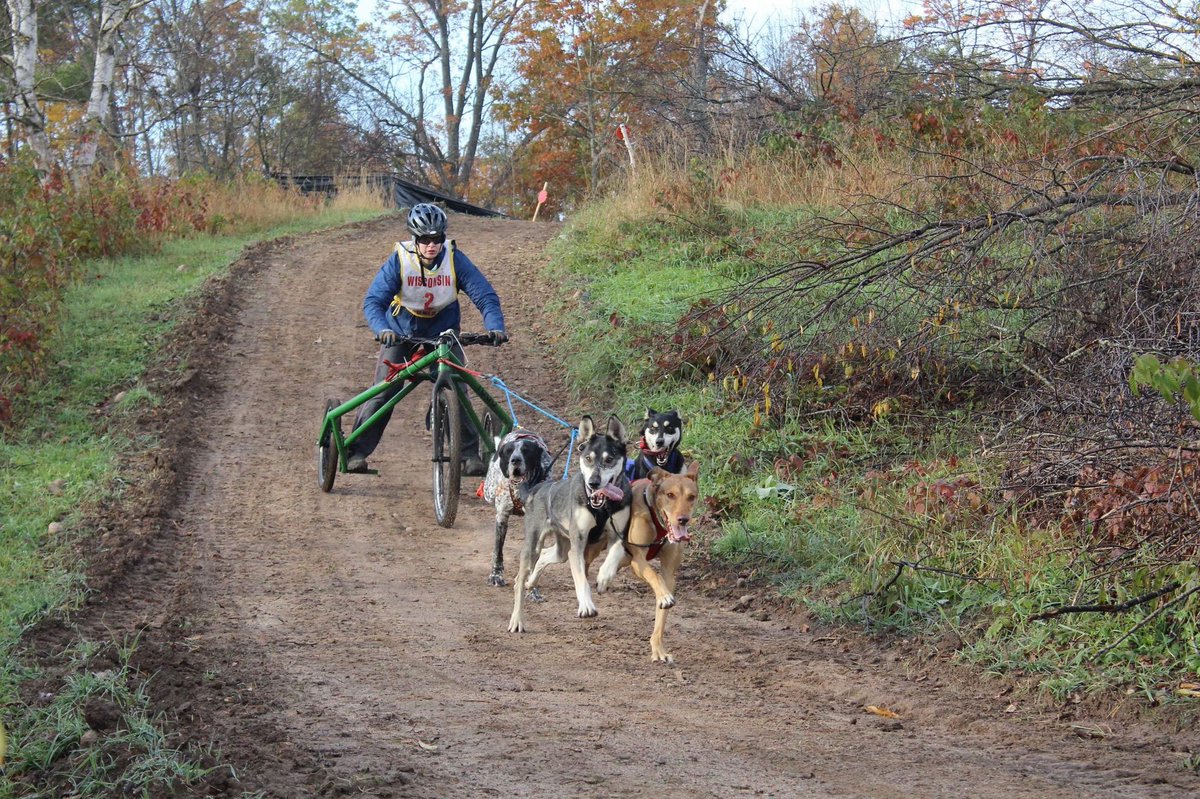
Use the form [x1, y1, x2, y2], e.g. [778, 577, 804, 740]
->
[78, 213, 1198, 797]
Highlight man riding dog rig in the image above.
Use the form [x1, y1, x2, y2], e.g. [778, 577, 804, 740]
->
[345, 203, 508, 477]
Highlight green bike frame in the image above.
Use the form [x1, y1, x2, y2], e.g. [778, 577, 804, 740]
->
[317, 332, 513, 497]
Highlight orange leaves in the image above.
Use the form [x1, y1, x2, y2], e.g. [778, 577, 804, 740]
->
[865, 705, 901, 719]
[498, 0, 718, 201]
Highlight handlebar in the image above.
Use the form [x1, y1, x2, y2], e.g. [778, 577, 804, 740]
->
[375, 331, 503, 347]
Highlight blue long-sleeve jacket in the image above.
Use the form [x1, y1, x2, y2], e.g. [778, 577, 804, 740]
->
[363, 240, 505, 338]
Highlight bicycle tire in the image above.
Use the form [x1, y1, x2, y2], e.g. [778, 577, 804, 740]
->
[482, 410, 498, 461]
[432, 383, 462, 527]
[318, 399, 340, 493]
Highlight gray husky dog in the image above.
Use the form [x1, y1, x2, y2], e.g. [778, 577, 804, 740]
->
[507, 415, 632, 633]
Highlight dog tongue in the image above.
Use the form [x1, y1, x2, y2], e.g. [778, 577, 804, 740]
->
[669, 524, 691, 543]
[599, 483, 625, 502]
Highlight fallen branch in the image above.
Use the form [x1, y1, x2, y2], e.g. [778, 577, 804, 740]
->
[1030, 580, 1181, 620]
[849, 558, 997, 625]
[892, 559, 996, 584]
[1095, 583, 1200, 658]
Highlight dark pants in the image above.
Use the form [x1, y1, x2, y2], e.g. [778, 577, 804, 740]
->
[347, 339, 479, 460]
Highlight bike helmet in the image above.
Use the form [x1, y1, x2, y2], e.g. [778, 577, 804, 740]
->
[407, 203, 448, 237]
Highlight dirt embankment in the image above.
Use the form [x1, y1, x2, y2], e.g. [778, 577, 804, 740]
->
[22, 214, 1199, 798]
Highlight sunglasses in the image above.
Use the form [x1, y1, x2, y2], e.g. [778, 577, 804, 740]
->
[415, 234, 446, 245]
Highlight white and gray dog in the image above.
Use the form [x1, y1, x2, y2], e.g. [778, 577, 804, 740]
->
[481, 428, 553, 586]
[507, 415, 632, 632]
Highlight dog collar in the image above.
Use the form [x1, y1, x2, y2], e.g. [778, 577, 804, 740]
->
[506, 478, 526, 515]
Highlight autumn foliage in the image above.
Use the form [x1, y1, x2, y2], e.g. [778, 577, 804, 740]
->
[496, 0, 719, 213]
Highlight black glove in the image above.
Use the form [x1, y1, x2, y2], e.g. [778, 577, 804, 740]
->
[488, 330, 509, 346]
[378, 330, 399, 346]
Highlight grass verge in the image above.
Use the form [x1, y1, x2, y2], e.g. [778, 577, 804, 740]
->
[0, 204, 389, 797]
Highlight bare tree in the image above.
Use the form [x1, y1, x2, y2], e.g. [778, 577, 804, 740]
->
[143, 0, 276, 176]
[280, 0, 529, 194]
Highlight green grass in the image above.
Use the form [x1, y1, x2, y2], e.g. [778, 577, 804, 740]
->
[0, 204, 387, 797]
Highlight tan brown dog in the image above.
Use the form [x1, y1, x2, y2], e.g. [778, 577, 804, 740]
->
[596, 461, 700, 663]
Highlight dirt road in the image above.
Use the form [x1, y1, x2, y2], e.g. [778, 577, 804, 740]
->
[62, 214, 1198, 797]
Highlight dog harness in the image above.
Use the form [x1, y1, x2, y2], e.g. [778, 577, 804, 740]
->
[390, 240, 457, 319]
[622, 478, 672, 560]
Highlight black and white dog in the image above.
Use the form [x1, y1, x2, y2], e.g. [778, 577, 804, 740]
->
[507, 415, 632, 632]
[625, 408, 685, 481]
[481, 429, 553, 586]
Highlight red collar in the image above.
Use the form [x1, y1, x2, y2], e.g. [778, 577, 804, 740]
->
[637, 436, 668, 459]
[627, 479, 670, 561]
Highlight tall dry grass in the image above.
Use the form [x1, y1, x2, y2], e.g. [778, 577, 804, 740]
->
[328, 174, 393, 213]
[199, 173, 390, 235]
[614, 118, 1043, 228]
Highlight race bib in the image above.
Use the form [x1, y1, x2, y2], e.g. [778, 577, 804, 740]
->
[392, 241, 457, 318]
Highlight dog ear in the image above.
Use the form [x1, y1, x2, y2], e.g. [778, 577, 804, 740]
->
[607, 414, 626, 444]
[497, 441, 515, 474]
[644, 407, 655, 420]
[528, 454, 547, 486]
[577, 415, 594, 447]
[685, 460, 700, 482]
[648, 466, 668, 485]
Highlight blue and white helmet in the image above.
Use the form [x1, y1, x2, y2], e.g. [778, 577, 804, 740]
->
[407, 203, 448, 237]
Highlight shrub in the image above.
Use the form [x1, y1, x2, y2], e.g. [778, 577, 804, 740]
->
[0, 161, 71, 423]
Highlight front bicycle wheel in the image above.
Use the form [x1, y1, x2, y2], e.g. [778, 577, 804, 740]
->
[317, 399, 340, 493]
[431, 383, 462, 527]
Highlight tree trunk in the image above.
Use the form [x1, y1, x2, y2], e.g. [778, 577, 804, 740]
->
[7, 0, 54, 172]
[75, 1, 143, 179]
[687, 0, 714, 150]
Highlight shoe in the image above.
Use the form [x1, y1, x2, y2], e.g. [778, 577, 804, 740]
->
[462, 454, 487, 476]
[346, 453, 370, 473]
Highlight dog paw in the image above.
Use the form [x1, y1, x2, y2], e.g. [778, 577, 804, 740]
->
[577, 604, 599, 618]
[657, 594, 676, 609]
[507, 617, 525, 633]
[596, 577, 611, 593]
[527, 587, 545, 603]
[651, 650, 675, 664]
[488, 572, 507, 587]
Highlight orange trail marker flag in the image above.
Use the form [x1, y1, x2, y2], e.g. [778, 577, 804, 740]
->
[532, 182, 549, 221]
